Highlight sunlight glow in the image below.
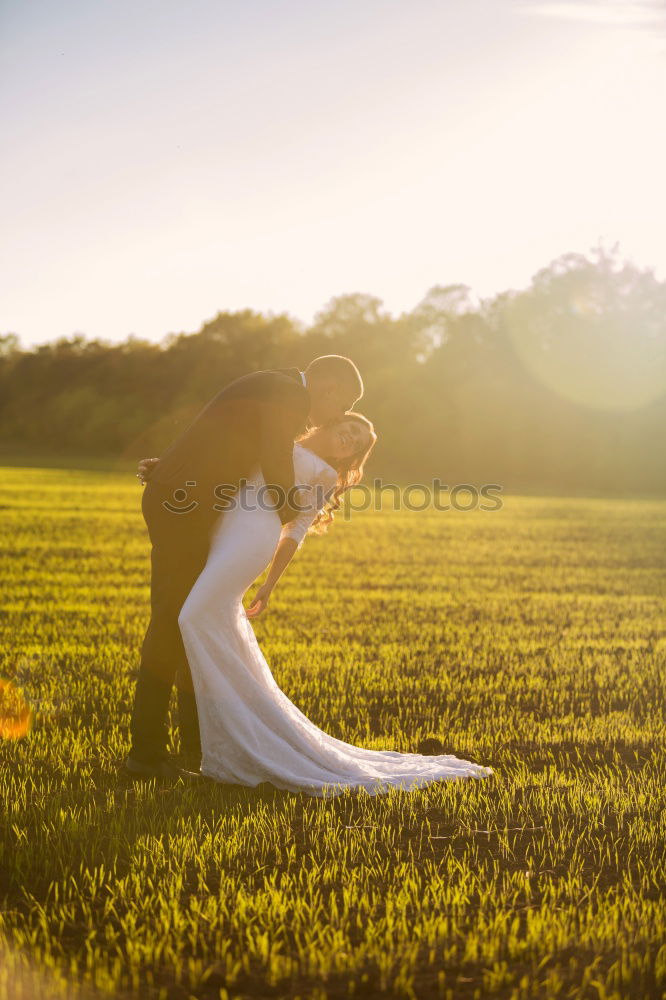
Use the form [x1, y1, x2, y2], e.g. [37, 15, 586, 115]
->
[0, 679, 33, 739]
[506, 284, 666, 412]
[1, 1, 665, 343]
[522, 1, 666, 26]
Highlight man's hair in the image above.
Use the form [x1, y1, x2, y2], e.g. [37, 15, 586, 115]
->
[304, 355, 364, 403]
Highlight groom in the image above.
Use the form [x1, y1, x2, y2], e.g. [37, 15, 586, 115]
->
[125, 355, 364, 780]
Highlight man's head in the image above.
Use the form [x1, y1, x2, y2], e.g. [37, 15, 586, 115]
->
[304, 355, 364, 425]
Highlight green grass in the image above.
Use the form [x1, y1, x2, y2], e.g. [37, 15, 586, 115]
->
[0, 466, 665, 1000]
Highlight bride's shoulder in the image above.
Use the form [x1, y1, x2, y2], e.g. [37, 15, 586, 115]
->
[294, 442, 337, 483]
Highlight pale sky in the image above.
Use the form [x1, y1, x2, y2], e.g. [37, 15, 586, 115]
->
[2, 0, 665, 346]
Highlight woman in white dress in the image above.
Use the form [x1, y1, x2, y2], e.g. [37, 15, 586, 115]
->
[177, 413, 492, 797]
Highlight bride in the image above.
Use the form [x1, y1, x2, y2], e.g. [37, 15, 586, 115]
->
[173, 412, 492, 797]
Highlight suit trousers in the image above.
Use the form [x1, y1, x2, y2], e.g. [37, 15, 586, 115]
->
[129, 479, 217, 762]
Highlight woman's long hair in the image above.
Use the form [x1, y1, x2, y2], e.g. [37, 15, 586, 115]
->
[296, 411, 377, 536]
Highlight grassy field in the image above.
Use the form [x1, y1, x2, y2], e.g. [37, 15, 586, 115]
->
[0, 466, 665, 1000]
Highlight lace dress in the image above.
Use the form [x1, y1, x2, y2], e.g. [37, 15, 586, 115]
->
[178, 443, 492, 796]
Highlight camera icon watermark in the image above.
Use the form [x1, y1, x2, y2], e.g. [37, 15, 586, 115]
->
[162, 481, 199, 514]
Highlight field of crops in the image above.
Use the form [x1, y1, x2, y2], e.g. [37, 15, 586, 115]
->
[1, 465, 665, 1000]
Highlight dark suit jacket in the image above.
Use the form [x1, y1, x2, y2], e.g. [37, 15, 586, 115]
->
[148, 367, 310, 535]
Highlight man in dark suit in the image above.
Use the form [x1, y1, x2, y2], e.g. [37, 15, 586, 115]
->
[125, 355, 363, 780]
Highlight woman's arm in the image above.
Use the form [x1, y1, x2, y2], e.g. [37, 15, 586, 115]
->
[246, 536, 299, 618]
[245, 474, 336, 619]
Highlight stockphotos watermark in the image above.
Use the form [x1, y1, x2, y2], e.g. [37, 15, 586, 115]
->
[160, 479, 504, 515]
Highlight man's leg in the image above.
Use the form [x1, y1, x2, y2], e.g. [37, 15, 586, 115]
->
[129, 485, 210, 767]
[175, 676, 201, 765]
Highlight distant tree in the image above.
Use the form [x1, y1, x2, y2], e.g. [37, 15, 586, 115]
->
[0, 250, 663, 493]
[0, 333, 20, 357]
[503, 244, 666, 412]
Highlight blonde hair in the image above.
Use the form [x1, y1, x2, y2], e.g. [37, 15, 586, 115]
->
[296, 411, 377, 536]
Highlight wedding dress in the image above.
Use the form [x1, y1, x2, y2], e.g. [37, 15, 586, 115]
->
[178, 443, 492, 797]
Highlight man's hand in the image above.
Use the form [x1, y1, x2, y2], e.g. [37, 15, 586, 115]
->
[246, 583, 273, 619]
[136, 457, 160, 485]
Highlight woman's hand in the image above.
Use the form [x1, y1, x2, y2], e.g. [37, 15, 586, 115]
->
[136, 457, 160, 485]
[246, 583, 273, 619]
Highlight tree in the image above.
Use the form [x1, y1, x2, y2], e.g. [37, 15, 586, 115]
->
[503, 245, 666, 412]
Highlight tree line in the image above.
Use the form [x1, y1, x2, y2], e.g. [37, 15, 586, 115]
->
[1, 246, 664, 494]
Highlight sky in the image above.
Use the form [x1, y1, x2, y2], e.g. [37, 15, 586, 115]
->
[1, 0, 665, 346]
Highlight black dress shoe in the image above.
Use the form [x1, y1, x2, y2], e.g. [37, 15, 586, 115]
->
[171, 751, 202, 773]
[122, 754, 202, 782]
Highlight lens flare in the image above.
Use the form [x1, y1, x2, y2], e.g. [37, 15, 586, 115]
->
[506, 283, 666, 412]
[0, 679, 33, 739]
